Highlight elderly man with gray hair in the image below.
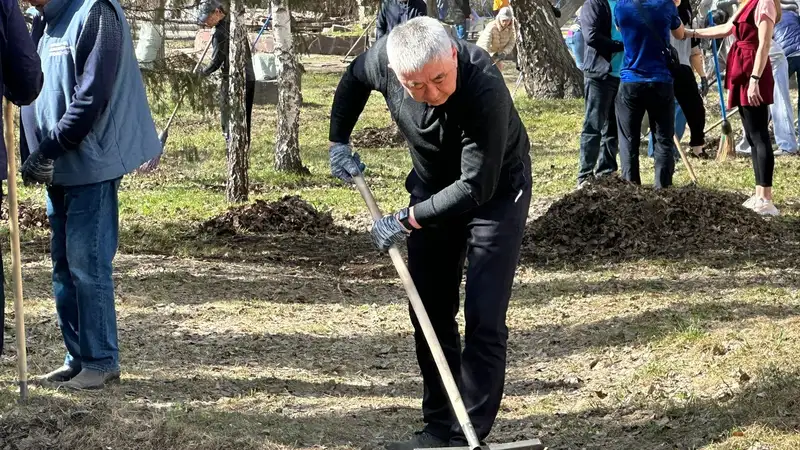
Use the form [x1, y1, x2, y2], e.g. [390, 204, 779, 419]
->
[328, 15, 531, 450]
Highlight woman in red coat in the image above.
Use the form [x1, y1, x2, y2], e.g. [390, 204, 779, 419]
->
[686, 0, 782, 216]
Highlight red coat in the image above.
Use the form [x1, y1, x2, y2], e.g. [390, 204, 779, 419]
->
[725, 0, 775, 108]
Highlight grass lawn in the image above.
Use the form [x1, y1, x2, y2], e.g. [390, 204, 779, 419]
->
[2, 55, 800, 450]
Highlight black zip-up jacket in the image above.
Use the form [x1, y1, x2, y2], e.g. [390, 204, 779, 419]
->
[580, 0, 624, 79]
[329, 37, 531, 226]
[376, 0, 427, 40]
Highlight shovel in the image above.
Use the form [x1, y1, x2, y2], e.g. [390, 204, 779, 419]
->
[351, 174, 543, 450]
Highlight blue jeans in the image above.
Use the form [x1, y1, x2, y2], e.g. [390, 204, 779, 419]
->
[648, 100, 685, 158]
[787, 55, 800, 138]
[566, 29, 585, 70]
[46, 178, 122, 373]
[578, 75, 619, 183]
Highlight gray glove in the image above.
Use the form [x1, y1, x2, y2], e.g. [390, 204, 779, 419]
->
[495, 52, 507, 60]
[329, 143, 366, 183]
[370, 214, 410, 251]
[20, 149, 54, 186]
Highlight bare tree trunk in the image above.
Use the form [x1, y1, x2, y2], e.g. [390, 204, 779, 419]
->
[226, 0, 250, 202]
[515, 0, 583, 99]
[154, 0, 167, 61]
[272, 0, 308, 174]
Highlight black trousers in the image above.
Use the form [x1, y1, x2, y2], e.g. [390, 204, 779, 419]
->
[578, 75, 620, 184]
[740, 105, 774, 187]
[673, 65, 705, 147]
[407, 183, 531, 443]
[616, 81, 675, 188]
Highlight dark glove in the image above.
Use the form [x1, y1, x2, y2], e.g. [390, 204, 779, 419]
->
[20, 149, 54, 186]
[495, 52, 507, 60]
[329, 143, 366, 183]
[370, 214, 410, 251]
[699, 76, 709, 96]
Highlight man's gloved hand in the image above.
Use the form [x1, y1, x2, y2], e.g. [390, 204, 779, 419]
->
[370, 214, 411, 251]
[699, 76, 709, 96]
[495, 52, 507, 61]
[20, 149, 54, 186]
[329, 143, 366, 183]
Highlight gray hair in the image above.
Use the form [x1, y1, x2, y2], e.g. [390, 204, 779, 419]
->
[386, 16, 454, 75]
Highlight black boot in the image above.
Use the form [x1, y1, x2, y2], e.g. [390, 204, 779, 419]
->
[386, 430, 450, 450]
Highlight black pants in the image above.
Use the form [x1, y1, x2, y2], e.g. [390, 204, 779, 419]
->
[221, 79, 255, 144]
[673, 65, 705, 147]
[578, 75, 619, 184]
[407, 183, 531, 443]
[616, 81, 675, 188]
[740, 105, 774, 187]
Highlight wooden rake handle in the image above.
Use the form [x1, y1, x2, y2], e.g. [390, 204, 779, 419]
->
[352, 175, 482, 450]
[672, 135, 698, 185]
[3, 100, 28, 403]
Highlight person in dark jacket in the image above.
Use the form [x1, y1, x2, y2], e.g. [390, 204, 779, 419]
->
[20, 0, 161, 389]
[576, 0, 624, 186]
[774, 1, 800, 139]
[328, 16, 531, 450]
[376, 0, 426, 40]
[442, 0, 471, 39]
[198, 0, 255, 144]
[0, 0, 43, 357]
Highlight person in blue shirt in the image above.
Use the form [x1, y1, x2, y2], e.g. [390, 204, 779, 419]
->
[614, 0, 687, 188]
[577, 0, 625, 186]
[0, 0, 43, 357]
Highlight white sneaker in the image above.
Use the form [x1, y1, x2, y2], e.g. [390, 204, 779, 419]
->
[752, 198, 780, 216]
[742, 194, 758, 209]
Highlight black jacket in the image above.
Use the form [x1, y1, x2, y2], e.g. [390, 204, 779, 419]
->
[202, 16, 255, 82]
[376, 0, 427, 39]
[580, 0, 624, 79]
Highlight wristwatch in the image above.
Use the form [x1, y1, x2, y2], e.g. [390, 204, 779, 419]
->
[751, 74, 761, 80]
[396, 207, 413, 232]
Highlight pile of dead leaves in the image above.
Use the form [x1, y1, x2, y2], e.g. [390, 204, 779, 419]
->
[351, 125, 406, 148]
[0, 201, 49, 229]
[523, 177, 791, 264]
[201, 195, 339, 236]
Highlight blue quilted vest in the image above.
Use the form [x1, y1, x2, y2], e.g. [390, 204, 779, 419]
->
[21, 0, 160, 186]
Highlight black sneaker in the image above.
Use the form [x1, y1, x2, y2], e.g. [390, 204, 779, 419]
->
[386, 430, 450, 450]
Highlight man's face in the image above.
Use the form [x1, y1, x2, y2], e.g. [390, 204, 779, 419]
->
[203, 9, 225, 27]
[499, 18, 512, 29]
[394, 46, 458, 106]
[28, 0, 48, 8]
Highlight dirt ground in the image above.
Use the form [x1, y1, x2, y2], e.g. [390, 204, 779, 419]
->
[2, 188, 800, 449]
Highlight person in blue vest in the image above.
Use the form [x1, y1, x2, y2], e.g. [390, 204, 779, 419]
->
[376, 0, 426, 40]
[0, 0, 44, 357]
[20, 0, 161, 390]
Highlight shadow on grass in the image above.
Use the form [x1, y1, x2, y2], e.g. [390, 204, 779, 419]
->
[507, 300, 800, 365]
[494, 369, 800, 449]
[2, 368, 798, 450]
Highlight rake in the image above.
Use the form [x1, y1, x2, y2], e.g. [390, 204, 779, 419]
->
[352, 174, 544, 450]
[709, 12, 735, 161]
[3, 100, 28, 403]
